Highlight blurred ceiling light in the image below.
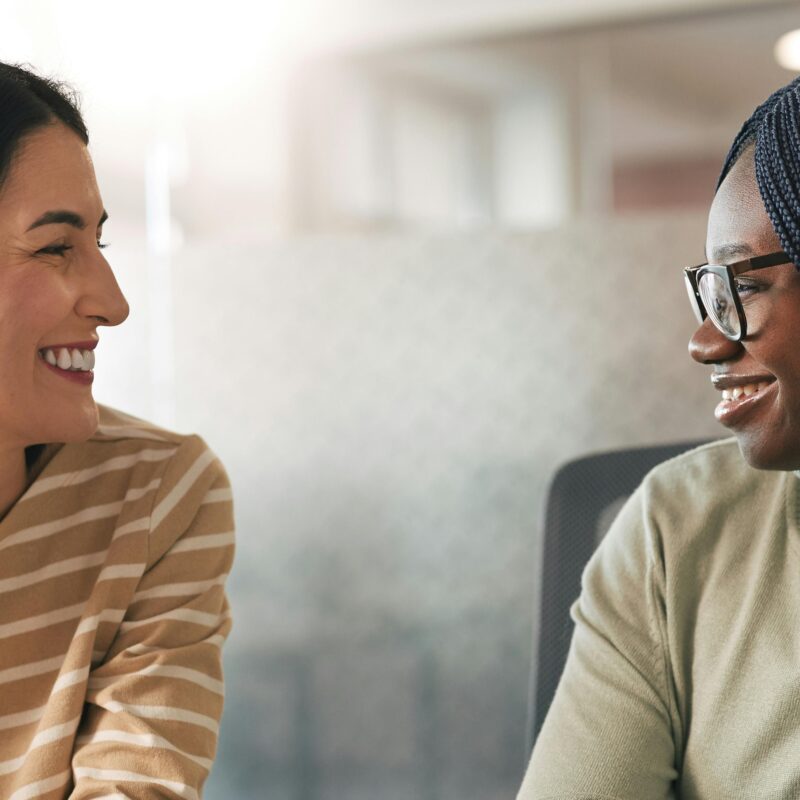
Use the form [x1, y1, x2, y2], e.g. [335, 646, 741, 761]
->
[775, 29, 800, 71]
[47, 0, 319, 118]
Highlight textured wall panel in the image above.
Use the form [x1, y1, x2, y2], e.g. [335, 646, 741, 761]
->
[170, 212, 722, 798]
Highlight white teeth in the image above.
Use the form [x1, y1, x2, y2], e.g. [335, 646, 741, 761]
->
[40, 347, 94, 372]
[722, 382, 771, 402]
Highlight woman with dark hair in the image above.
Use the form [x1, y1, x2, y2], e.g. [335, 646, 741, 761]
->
[0, 63, 235, 797]
[519, 77, 800, 798]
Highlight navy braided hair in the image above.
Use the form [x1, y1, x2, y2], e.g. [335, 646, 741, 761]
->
[717, 75, 800, 269]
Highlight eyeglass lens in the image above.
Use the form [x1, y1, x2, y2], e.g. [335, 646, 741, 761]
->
[698, 272, 741, 339]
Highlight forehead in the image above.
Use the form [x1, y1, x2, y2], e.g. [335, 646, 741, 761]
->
[706, 146, 781, 261]
[0, 124, 100, 227]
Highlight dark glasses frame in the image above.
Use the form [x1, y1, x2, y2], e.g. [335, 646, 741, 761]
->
[684, 250, 792, 341]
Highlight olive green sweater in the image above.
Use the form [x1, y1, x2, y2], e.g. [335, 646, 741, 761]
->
[519, 438, 800, 799]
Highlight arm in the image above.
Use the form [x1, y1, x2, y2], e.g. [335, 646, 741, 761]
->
[517, 483, 679, 800]
[69, 435, 235, 800]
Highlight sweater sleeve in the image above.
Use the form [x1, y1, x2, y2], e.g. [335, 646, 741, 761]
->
[517, 482, 678, 800]
[68, 435, 235, 800]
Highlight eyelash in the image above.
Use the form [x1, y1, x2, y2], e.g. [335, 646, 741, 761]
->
[38, 242, 110, 256]
[734, 280, 760, 296]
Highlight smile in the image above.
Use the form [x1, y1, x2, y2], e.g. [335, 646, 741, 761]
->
[720, 381, 771, 401]
[37, 349, 94, 386]
[38, 347, 95, 372]
[714, 379, 776, 425]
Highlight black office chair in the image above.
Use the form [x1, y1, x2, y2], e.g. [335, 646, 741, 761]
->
[525, 439, 713, 756]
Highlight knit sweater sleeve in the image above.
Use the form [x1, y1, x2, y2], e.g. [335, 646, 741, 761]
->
[68, 435, 235, 800]
[517, 481, 678, 800]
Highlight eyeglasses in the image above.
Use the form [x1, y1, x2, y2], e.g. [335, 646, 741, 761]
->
[684, 250, 793, 341]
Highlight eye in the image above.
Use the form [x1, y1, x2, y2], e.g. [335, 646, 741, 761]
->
[37, 244, 73, 257]
[734, 279, 760, 297]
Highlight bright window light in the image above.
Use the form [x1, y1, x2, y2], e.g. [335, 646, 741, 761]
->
[775, 29, 800, 71]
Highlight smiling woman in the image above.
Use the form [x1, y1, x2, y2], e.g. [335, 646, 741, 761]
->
[518, 77, 800, 799]
[0, 63, 235, 798]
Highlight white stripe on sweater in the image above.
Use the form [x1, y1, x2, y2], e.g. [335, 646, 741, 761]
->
[0, 480, 159, 553]
[23, 447, 176, 501]
[8, 769, 70, 800]
[0, 718, 81, 776]
[0, 655, 64, 687]
[90, 795, 129, 800]
[132, 575, 226, 602]
[96, 563, 146, 583]
[92, 701, 220, 734]
[123, 633, 226, 656]
[0, 552, 106, 595]
[167, 531, 234, 555]
[52, 667, 90, 695]
[119, 608, 221, 633]
[150, 449, 217, 530]
[75, 729, 213, 770]
[202, 487, 233, 504]
[0, 517, 149, 594]
[0, 603, 86, 641]
[0, 705, 47, 732]
[89, 663, 223, 695]
[94, 423, 173, 442]
[74, 608, 127, 638]
[72, 768, 197, 800]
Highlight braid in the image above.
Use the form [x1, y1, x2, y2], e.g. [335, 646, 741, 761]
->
[719, 76, 800, 270]
[717, 90, 781, 191]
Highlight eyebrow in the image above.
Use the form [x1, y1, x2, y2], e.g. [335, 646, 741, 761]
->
[705, 242, 754, 263]
[26, 209, 108, 232]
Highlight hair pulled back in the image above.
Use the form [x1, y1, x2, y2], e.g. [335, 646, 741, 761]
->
[717, 75, 800, 270]
[0, 62, 89, 470]
[0, 61, 88, 193]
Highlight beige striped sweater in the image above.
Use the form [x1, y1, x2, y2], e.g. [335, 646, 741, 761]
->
[0, 403, 235, 800]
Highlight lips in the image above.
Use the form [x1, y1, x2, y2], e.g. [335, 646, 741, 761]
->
[710, 373, 776, 391]
[39, 340, 98, 352]
[714, 378, 777, 426]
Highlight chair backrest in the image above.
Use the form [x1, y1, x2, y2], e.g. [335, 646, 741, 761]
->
[525, 439, 713, 756]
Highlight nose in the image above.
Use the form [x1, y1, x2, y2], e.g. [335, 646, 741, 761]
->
[688, 317, 742, 364]
[74, 249, 130, 327]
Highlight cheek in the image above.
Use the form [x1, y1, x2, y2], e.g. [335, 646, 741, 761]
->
[0, 273, 67, 350]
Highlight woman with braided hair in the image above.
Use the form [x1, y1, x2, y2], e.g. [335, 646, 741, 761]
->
[518, 77, 800, 798]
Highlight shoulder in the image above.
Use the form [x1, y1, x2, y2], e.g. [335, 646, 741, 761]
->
[640, 437, 777, 507]
[90, 402, 229, 488]
[643, 437, 747, 486]
[93, 403, 195, 447]
[89, 404, 232, 564]
[594, 438, 776, 565]
[633, 437, 787, 560]
[49, 403, 227, 489]
[50, 403, 231, 518]
[89, 404, 220, 464]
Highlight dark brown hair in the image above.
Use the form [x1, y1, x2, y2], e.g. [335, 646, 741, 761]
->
[0, 61, 88, 191]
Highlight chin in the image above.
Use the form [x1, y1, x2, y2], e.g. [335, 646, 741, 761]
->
[736, 435, 800, 471]
[38, 400, 99, 444]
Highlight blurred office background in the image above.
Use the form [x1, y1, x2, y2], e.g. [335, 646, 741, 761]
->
[6, 0, 800, 797]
